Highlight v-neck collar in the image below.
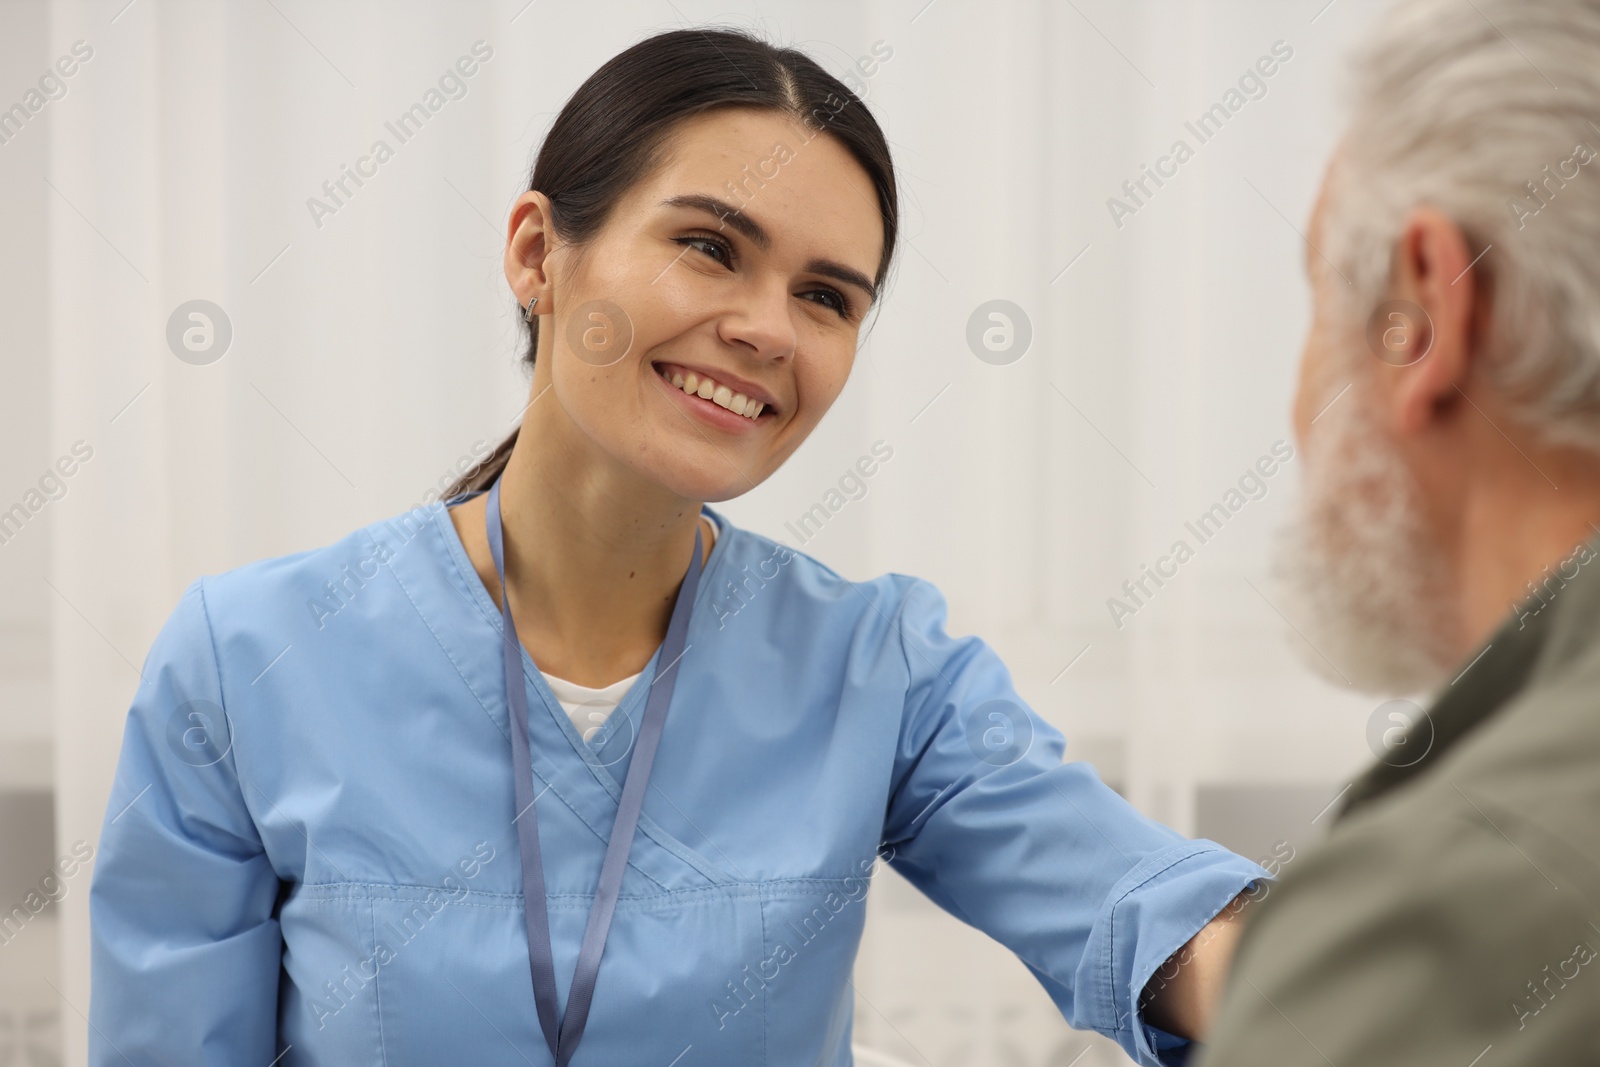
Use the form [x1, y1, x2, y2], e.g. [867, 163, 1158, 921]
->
[428, 490, 732, 777]
[376, 494, 739, 888]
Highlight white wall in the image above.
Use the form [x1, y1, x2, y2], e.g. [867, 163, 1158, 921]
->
[0, 1, 1390, 1063]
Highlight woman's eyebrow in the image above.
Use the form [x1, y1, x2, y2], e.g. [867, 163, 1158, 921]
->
[660, 193, 877, 303]
[809, 260, 877, 305]
[662, 193, 770, 249]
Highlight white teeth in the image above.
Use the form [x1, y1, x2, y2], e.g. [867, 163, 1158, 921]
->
[659, 364, 767, 419]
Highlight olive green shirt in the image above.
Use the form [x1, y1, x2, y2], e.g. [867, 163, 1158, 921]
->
[1195, 533, 1600, 1065]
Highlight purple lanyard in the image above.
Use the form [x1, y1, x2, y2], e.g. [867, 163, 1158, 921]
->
[485, 475, 704, 1065]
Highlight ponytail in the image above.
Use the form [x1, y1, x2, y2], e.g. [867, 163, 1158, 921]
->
[442, 427, 518, 500]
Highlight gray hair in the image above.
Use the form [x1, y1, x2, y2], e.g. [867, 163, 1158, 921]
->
[1324, 0, 1600, 457]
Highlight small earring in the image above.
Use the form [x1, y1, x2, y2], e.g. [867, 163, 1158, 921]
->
[523, 295, 539, 322]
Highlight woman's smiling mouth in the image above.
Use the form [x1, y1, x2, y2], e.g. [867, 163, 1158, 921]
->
[652, 360, 774, 421]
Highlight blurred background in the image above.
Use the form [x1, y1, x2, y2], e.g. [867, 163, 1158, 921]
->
[0, 0, 1393, 1063]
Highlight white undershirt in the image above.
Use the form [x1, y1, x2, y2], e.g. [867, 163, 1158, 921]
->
[542, 515, 716, 738]
[544, 669, 644, 738]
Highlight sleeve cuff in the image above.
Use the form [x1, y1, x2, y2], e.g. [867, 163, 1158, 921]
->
[1080, 840, 1272, 1065]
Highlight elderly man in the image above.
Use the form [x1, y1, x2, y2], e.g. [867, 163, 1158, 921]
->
[1194, 0, 1600, 1062]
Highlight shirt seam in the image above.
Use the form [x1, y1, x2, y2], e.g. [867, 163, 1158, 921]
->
[384, 532, 512, 745]
[759, 892, 770, 1066]
[294, 874, 872, 897]
[371, 896, 392, 1067]
[191, 576, 269, 855]
[886, 575, 938, 839]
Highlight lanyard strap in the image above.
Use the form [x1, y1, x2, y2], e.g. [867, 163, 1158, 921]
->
[486, 476, 704, 1065]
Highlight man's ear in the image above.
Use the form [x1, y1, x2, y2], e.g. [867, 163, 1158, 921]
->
[503, 189, 558, 310]
[1382, 205, 1482, 438]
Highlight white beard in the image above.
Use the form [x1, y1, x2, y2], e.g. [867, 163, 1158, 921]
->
[1269, 370, 1460, 696]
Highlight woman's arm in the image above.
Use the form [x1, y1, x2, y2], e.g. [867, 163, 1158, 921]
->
[89, 579, 284, 1065]
[880, 577, 1272, 1066]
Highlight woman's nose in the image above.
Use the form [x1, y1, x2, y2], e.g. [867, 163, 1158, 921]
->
[716, 278, 797, 361]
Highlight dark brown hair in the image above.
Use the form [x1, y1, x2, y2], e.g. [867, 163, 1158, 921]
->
[443, 26, 901, 500]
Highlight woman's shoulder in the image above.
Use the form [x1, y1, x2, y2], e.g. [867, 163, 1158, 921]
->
[703, 509, 947, 628]
[186, 500, 448, 638]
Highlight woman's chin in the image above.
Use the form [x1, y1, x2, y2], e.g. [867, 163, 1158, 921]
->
[654, 467, 763, 506]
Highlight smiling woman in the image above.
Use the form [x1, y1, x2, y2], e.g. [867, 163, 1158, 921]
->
[89, 26, 1268, 1067]
[444, 51, 893, 513]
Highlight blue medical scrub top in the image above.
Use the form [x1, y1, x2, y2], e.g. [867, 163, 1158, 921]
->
[88, 495, 1269, 1066]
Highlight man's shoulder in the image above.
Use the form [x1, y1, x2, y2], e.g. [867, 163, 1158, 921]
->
[1405, 638, 1600, 878]
[1200, 796, 1600, 1064]
[1196, 674, 1600, 1065]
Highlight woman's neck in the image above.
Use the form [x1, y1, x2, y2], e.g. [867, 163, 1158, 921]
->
[450, 397, 712, 688]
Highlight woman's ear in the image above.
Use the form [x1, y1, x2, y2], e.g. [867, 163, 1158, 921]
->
[1380, 205, 1483, 439]
[504, 190, 558, 310]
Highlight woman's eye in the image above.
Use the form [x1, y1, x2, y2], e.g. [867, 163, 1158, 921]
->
[675, 235, 732, 267]
[804, 288, 853, 320]
[674, 234, 853, 321]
